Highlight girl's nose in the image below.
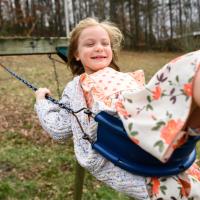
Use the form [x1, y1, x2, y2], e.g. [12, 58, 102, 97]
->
[95, 43, 103, 51]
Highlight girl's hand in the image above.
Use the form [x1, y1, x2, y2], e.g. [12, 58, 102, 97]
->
[35, 88, 51, 102]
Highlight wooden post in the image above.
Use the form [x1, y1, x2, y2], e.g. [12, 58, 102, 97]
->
[74, 162, 85, 200]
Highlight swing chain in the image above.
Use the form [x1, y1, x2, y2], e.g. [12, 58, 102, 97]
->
[0, 62, 38, 91]
[0, 62, 94, 144]
[47, 55, 95, 143]
[48, 54, 61, 98]
[48, 53, 66, 65]
[43, 95, 94, 143]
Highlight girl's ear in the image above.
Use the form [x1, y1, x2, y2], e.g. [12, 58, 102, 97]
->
[74, 51, 80, 61]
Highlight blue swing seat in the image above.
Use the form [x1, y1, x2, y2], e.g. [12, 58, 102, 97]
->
[56, 47, 68, 62]
[93, 111, 200, 177]
[56, 46, 200, 177]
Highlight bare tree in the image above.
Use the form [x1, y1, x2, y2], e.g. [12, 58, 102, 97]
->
[197, 0, 200, 26]
[168, 0, 173, 40]
[97, 0, 105, 20]
[155, 1, 161, 40]
[71, 0, 77, 26]
[14, 0, 25, 33]
[0, 0, 2, 27]
[109, 0, 118, 23]
[178, 0, 183, 35]
[133, 0, 140, 48]
[55, 0, 63, 34]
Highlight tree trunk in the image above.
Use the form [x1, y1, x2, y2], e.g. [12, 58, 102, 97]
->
[14, 0, 25, 34]
[30, 0, 38, 35]
[155, 2, 160, 40]
[110, 0, 118, 23]
[55, 0, 60, 34]
[98, 0, 105, 20]
[197, 0, 200, 26]
[188, 0, 193, 31]
[145, 0, 154, 48]
[168, 0, 173, 40]
[78, 0, 83, 20]
[71, 0, 77, 26]
[128, 0, 134, 48]
[0, 1, 2, 27]
[25, 0, 31, 31]
[133, 0, 140, 48]
[178, 0, 183, 35]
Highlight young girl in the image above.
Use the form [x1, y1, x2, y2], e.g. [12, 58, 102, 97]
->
[35, 17, 200, 199]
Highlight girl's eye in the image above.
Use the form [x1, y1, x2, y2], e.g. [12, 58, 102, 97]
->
[102, 42, 110, 46]
[85, 43, 94, 47]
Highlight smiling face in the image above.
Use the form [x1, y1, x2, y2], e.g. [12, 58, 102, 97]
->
[75, 25, 113, 74]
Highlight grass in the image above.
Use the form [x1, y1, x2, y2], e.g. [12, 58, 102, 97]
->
[0, 51, 199, 200]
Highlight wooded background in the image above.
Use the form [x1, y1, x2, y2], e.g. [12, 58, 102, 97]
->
[0, 0, 200, 51]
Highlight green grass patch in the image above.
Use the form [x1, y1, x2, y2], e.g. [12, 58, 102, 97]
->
[0, 131, 75, 199]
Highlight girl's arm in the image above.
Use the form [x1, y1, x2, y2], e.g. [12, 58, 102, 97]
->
[35, 84, 72, 142]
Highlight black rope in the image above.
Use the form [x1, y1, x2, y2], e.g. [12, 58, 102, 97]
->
[0, 62, 93, 143]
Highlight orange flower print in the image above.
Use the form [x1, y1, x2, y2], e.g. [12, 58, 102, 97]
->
[115, 101, 130, 117]
[178, 178, 191, 197]
[129, 70, 145, 87]
[151, 177, 160, 196]
[152, 86, 162, 100]
[130, 137, 140, 145]
[103, 97, 112, 107]
[187, 163, 200, 181]
[160, 119, 184, 144]
[183, 83, 192, 96]
[83, 91, 93, 109]
[91, 87, 105, 100]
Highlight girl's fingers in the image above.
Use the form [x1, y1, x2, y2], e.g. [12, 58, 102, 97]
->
[35, 88, 51, 100]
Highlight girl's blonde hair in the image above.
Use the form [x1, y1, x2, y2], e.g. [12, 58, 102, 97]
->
[67, 17, 123, 75]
